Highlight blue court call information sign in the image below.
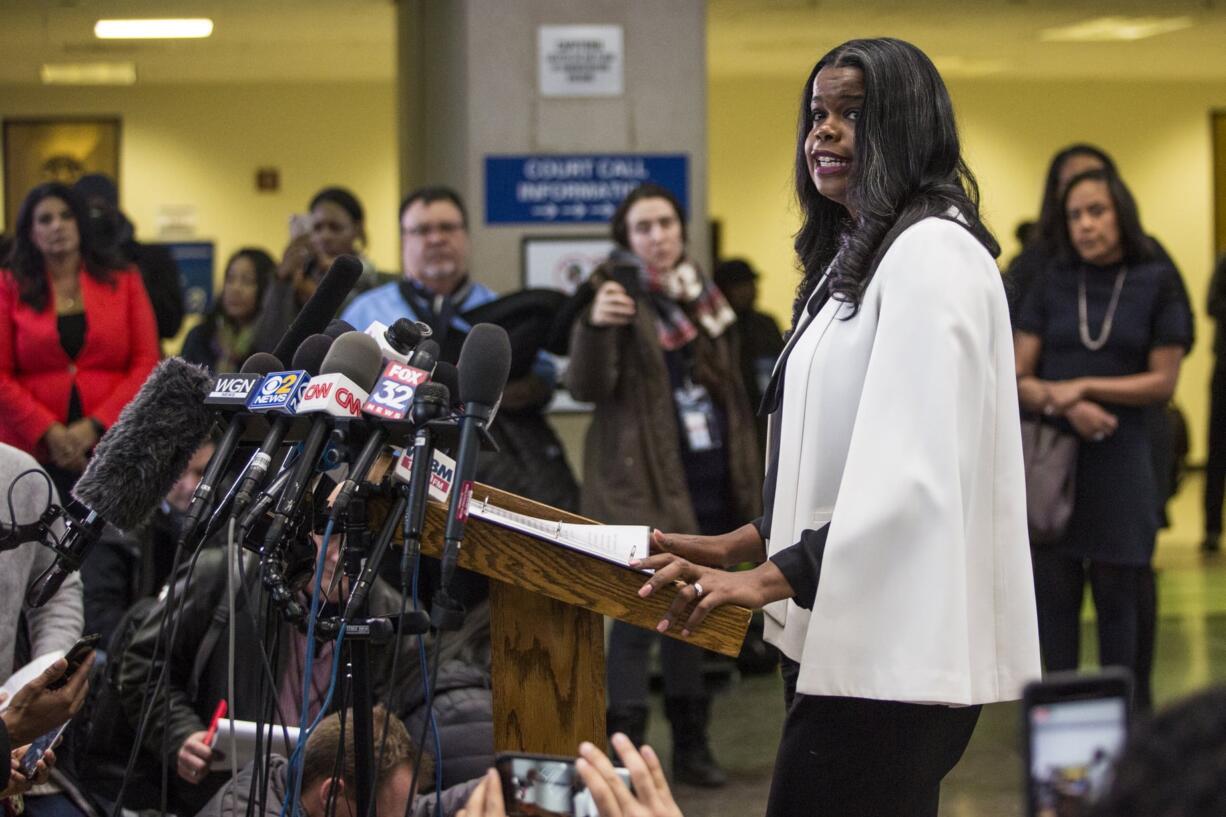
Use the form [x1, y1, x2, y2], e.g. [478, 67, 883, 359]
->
[484, 153, 688, 224]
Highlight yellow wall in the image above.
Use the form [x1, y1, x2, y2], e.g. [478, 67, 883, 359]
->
[0, 80, 399, 343]
[711, 75, 1226, 461]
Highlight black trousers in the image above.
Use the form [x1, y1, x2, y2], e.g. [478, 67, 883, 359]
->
[1205, 363, 1226, 534]
[765, 693, 981, 817]
[606, 619, 706, 707]
[1032, 550, 1150, 700]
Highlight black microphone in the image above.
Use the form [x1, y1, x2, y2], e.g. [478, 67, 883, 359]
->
[230, 334, 334, 521]
[270, 255, 363, 366]
[345, 382, 451, 617]
[331, 339, 441, 518]
[439, 325, 511, 593]
[324, 318, 355, 339]
[261, 332, 384, 553]
[27, 359, 215, 607]
[178, 352, 282, 546]
[431, 361, 461, 413]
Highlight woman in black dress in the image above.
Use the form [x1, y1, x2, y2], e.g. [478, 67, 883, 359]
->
[1015, 168, 1192, 695]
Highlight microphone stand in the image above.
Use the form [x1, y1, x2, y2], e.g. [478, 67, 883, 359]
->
[340, 495, 376, 817]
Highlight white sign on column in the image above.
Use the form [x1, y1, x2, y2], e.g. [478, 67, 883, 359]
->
[538, 24, 624, 97]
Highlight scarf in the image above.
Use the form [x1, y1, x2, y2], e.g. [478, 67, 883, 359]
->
[215, 318, 255, 373]
[640, 259, 736, 351]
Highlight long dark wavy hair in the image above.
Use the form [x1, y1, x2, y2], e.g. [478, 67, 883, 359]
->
[4, 182, 122, 312]
[792, 38, 999, 324]
[194, 247, 276, 349]
[1057, 168, 1155, 267]
[1033, 144, 1117, 257]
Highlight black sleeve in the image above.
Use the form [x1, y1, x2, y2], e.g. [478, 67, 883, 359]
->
[0, 718, 10, 788]
[80, 529, 139, 649]
[1208, 255, 1226, 322]
[118, 550, 226, 761]
[133, 242, 185, 339]
[767, 524, 830, 610]
[179, 322, 215, 370]
[751, 516, 765, 540]
[1015, 268, 1049, 337]
[1152, 266, 1195, 351]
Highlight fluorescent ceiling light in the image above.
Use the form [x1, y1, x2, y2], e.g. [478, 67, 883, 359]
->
[94, 18, 214, 39]
[41, 62, 137, 85]
[1040, 16, 1194, 42]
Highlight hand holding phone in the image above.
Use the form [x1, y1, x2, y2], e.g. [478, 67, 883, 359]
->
[47, 633, 100, 691]
[19, 721, 66, 778]
[289, 213, 313, 240]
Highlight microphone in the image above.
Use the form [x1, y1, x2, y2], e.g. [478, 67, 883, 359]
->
[331, 339, 441, 518]
[346, 382, 452, 616]
[270, 255, 363, 366]
[439, 325, 511, 595]
[431, 362, 461, 413]
[324, 319, 355, 339]
[365, 318, 428, 365]
[261, 332, 383, 553]
[27, 359, 215, 607]
[178, 352, 282, 545]
[230, 335, 334, 521]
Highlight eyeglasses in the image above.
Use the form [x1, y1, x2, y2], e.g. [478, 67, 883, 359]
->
[403, 221, 465, 238]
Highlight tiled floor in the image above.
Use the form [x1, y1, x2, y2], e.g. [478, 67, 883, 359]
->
[650, 472, 1226, 817]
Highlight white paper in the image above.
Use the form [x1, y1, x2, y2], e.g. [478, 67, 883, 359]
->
[467, 498, 649, 566]
[209, 719, 300, 771]
[0, 652, 66, 710]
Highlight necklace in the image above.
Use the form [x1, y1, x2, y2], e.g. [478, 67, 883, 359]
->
[1078, 266, 1127, 352]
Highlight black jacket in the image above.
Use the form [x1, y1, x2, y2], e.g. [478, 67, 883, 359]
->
[126, 240, 184, 340]
[116, 547, 416, 813]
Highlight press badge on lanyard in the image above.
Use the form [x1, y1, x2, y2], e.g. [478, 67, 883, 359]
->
[675, 380, 722, 453]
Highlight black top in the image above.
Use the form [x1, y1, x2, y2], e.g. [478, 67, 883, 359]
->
[58, 313, 87, 422]
[1018, 259, 1193, 564]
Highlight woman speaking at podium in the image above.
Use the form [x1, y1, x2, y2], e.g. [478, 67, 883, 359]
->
[636, 38, 1041, 817]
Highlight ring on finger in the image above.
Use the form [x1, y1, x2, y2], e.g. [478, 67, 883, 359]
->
[1093, 431, 1105, 442]
[692, 581, 704, 598]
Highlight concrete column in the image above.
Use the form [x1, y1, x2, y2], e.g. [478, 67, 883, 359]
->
[397, 0, 708, 291]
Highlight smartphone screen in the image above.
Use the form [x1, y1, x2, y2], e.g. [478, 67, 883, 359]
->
[496, 753, 630, 817]
[1026, 685, 1129, 817]
[20, 721, 69, 777]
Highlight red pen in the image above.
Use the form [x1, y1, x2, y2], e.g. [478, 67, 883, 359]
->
[203, 699, 228, 747]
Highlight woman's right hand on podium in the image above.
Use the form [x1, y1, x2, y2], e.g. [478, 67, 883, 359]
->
[651, 522, 765, 569]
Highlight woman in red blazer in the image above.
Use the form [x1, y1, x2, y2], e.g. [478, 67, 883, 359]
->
[0, 182, 159, 496]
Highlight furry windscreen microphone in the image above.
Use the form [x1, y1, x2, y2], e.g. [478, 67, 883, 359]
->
[458, 323, 512, 411]
[73, 358, 215, 531]
[271, 255, 363, 366]
[292, 333, 334, 377]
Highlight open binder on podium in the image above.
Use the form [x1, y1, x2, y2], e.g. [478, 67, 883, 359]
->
[372, 481, 751, 756]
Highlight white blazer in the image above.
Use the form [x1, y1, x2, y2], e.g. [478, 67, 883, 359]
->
[763, 216, 1042, 706]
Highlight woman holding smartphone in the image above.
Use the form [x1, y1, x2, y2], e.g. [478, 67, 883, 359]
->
[566, 182, 761, 787]
[634, 38, 1041, 816]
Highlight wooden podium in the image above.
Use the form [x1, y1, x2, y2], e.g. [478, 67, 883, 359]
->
[379, 482, 751, 756]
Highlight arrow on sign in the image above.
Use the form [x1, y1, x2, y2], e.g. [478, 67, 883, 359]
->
[591, 202, 616, 218]
[561, 203, 588, 219]
[531, 203, 559, 220]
